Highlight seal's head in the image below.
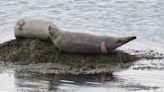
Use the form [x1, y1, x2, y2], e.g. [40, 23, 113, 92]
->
[48, 25, 61, 39]
[48, 26, 58, 39]
[14, 19, 26, 38]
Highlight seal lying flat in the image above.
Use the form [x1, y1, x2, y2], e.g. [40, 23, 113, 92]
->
[48, 26, 136, 54]
[14, 18, 56, 40]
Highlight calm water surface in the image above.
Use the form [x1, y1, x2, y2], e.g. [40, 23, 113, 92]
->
[0, 0, 164, 92]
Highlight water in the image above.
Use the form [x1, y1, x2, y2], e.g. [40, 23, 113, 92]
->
[0, 0, 164, 92]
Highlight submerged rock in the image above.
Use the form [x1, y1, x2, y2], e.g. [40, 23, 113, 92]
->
[0, 39, 139, 75]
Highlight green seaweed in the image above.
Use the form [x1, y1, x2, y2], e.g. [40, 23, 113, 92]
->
[0, 38, 139, 74]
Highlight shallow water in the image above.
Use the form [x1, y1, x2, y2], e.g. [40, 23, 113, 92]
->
[0, 0, 164, 92]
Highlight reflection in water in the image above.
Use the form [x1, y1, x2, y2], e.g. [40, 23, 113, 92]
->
[14, 72, 113, 92]
[0, 58, 164, 92]
[0, 70, 15, 92]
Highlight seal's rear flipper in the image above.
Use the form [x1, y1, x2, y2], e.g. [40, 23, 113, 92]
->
[126, 36, 136, 42]
[119, 36, 136, 42]
[116, 36, 136, 47]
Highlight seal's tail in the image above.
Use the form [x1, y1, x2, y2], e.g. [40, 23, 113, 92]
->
[126, 36, 136, 42]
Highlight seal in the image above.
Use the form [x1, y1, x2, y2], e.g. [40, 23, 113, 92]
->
[48, 26, 136, 54]
[14, 18, 56, 40]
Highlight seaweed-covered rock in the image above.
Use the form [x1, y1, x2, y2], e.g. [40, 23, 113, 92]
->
[0, 39, 139, 75]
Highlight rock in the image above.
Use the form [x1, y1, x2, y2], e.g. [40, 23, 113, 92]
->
[0, 38, 139, 75]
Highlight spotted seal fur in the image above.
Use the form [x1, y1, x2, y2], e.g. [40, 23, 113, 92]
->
[48, 26, 136, 54]
[48, 25, 136, 54]
[14, 18, 56, 40]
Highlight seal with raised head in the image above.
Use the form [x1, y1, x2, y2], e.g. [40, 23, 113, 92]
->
[48, 26, 136, 54]
[14, 18, 56, 40]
